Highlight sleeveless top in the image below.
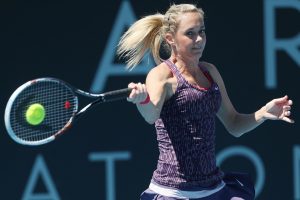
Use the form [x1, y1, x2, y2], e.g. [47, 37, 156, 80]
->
[152, 60, 224, 190]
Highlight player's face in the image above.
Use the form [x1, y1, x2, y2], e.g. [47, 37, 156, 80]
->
[173, 12, 206, 61]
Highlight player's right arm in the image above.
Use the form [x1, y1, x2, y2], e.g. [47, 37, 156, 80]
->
[128, 63, 171, 124]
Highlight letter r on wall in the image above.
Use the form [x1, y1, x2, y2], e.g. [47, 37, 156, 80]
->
[264, 0, 300, 89]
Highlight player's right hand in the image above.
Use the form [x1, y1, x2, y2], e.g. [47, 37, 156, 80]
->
[127, 82, 148, 104]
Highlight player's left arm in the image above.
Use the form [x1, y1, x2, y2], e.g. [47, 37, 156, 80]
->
[201, 62, 294, 137]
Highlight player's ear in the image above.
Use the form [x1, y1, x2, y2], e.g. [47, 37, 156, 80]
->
[165, 33, 175, 46]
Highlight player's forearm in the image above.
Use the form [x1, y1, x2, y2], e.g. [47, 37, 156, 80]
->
[136, 83, 167, 124]
[229, 107, 266, 137]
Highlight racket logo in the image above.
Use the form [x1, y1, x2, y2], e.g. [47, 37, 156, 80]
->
[64, 101, 71, 109]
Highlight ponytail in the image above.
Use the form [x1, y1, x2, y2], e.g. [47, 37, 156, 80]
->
[117, 14, 164, 70]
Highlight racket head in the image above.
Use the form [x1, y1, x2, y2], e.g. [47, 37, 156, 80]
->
[4, 77, 78, 145]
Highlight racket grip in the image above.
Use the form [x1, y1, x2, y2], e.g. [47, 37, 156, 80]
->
[102, 88, 132, 102]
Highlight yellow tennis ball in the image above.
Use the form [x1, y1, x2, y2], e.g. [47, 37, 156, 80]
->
[25, 103, 46, 125]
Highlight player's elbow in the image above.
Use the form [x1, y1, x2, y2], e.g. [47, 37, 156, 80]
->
[144, 114, 159, 124]
[139, 103, 161, 124]
[227, 128, 243, 137]
[220, 113, 243, 137]
[145, 119, 156, 124]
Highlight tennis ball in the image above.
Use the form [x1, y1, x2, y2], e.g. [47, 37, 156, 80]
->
[25, 103, 46, 125]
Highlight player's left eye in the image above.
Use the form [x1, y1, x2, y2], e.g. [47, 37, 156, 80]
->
[187, 31, 194, 36]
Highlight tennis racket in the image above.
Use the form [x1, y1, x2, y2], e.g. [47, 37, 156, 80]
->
[4, 77, 132, 146]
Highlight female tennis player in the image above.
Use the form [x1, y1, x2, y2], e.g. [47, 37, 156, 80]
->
[117, 3, 294, 200]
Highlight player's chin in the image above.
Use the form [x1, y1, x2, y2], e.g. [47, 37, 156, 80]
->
[192, 49, 203, 58]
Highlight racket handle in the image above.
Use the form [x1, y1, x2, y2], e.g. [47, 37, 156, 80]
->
[102, 88, 132, 102]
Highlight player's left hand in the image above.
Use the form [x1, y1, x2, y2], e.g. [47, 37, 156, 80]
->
[263, 95, 294, 123]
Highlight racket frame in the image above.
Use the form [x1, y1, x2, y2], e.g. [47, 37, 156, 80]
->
[4, 77, 131, 146]
[4, 78, 77, 145]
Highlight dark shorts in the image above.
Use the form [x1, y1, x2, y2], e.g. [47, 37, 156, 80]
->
[140, 172, 255, 200]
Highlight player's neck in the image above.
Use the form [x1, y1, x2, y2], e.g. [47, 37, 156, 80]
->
[171, 56, 199, 75]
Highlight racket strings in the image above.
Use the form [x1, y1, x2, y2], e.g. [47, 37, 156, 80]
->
[9, 80, 77, 143]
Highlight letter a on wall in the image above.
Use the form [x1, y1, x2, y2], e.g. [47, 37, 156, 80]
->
[91, 0, 155, 92]
[22, 155, 60, 200]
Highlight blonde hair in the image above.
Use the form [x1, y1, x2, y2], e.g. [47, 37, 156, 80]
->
[117, 4, 204, 70]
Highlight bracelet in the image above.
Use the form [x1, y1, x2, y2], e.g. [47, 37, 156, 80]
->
[139, 94, 150, 105]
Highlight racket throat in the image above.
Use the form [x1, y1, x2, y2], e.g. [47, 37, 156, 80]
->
[75, 96, 105, 119]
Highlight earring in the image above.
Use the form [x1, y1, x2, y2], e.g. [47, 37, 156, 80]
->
[172, 57, 177, 64]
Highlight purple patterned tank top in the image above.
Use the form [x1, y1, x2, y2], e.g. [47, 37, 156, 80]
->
[152, 60, 224, 190]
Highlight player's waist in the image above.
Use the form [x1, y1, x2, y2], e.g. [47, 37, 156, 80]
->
[149, 179, 225, 198]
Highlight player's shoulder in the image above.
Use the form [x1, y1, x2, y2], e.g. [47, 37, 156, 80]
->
[199, 61, 218, 72]
[147, 61, 172, 81]
[199, 61, 222, 77]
